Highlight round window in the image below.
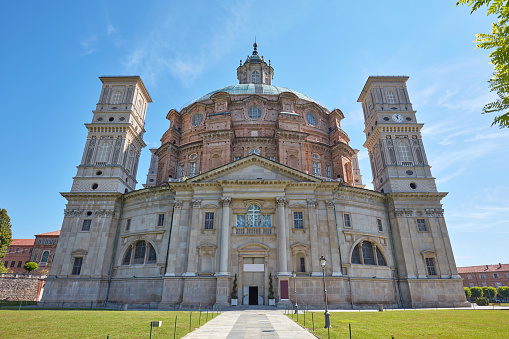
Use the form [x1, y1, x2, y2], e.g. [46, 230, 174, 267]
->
[406, 117, 412, 121]
[119, 117, 126, 121]
[406, 170, 414, 175]
[97, 117, 103, 121]
[91, 183, 98, 190]
[87, 211, 92, 216]
[96, 170, 103, 176]
[383, 117, 390, 121]
[248, 107, 262, 120]
[410, 183, 417, 189]
[306, 113, 318, 126]
[109, 117, 114, 122]
[191, 113, 203, 126]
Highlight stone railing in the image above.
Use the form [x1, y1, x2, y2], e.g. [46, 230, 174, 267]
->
[233, 227, 275, 235]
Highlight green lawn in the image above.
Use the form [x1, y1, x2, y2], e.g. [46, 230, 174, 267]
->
[0, 309, 217, 338]
[288, 309, 509, 339]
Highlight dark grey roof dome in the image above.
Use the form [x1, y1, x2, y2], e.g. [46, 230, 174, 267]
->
[184, 84, 323, 108]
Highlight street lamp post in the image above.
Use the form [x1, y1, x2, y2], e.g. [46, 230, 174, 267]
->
[292, 271, 298, 314]
[320, 255, 331, 329]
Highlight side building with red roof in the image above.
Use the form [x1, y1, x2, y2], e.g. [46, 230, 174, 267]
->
[458, 264, 509, 289]
[3, 239, 35, 274]
[30, 231, 61, 274]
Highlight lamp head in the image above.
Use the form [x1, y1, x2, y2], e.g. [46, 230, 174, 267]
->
[292, 271, 296, 278]
[320, 255, 326, 268]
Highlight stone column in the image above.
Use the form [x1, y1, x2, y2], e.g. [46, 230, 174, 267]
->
[184, 199, 201, 276]
[217, 197, 231, 276]
[165, 200, 183, 276]
[276, 197, 290, 275]
[326, 200, 342, 276]
[307, 198, 322, 276]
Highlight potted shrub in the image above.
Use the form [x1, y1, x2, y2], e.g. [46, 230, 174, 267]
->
[231, 274, 238, 306]
[268, 272, 275, 306]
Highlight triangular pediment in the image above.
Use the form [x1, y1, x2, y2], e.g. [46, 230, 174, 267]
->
[186, 155, 321, 183]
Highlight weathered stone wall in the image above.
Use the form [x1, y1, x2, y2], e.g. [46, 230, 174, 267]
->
[0, 275, 45, 301]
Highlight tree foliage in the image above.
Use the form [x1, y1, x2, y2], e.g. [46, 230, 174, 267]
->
[497, 286, 509, 299]
[482, 286, 498, 300]
[0, 209, 13, 273]
[475, 297, 489, 306]
[470, 286, 484, 298]
[464, 286, 472, 298]
[457, 0, 509, 127]
[24, 262, 38, 273]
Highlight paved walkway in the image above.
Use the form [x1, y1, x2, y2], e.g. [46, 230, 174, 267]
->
[182, 307, 316, 339]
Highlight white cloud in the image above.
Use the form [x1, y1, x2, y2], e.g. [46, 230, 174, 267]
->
[80, 36, 97, 56]
[107, 24, 116, 36]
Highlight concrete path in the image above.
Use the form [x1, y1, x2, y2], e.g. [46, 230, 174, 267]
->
[183, 307, 316, 339]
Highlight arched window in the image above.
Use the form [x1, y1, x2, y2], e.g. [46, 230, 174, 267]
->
[147, 244, 157, 264]
[122, 246, 132, 265]
[386, 91, 396, 104]
[251, 71, 260, 84]
[415, 148, 424, 164]
[112, 91, 122, 104]
[41, 251, 50, 263]
[96, 141, 111, 163]
[398, 141, 413, 163]
[351, 241, 387, 266]
[133, 241, 146, 264]
[246, 204, 261, 227]
[351, 244, 361, 264]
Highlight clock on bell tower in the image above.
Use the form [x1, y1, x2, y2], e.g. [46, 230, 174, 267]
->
[358, 76, 437, 193]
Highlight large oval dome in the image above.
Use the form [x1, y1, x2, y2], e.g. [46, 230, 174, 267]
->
[184, 84, 323, 108]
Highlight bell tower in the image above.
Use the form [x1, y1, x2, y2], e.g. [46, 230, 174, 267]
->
[71, 76, 152, 193]
[358, 76, 437, 193]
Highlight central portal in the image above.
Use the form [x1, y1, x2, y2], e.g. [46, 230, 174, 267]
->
[249, 286, 259, 305]
[242, 257, 265, 305]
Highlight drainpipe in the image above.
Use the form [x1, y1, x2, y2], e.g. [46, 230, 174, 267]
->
[104, 193, 125, 307]
[332, 182, 354, 309]
[164, 182, 176, 275]
[384, 195, 405, 308]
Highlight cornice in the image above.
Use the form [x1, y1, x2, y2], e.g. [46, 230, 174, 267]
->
[331, 141, 356, 157]
[61, 192, 122, 199]
[336, 185, 386, 202]
[274, 129, 309, 141]
[387, 191, 448, 202]
[198, 130, 234, 141]
[123, 185, 171, 201]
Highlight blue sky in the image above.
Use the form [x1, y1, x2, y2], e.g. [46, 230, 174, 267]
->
[0, 1, 507, 267]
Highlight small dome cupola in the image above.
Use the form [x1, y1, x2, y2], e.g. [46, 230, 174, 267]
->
[237, 41, 274, 85]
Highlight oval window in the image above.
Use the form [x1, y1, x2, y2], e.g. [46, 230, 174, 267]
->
[248, 107, 262, 120]
[306, 113, 318, 126]
[191, 113, 203, 126]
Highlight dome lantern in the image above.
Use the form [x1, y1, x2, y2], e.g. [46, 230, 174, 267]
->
[237, 42, 274, 85]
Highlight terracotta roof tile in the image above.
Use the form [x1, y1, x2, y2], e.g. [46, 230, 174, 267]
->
[457, 264, 509, 273]
[35, 230, 61, 236]
[9, 239, 35, 246]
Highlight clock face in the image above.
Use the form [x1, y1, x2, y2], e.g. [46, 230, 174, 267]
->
[392, 114, 403, 123]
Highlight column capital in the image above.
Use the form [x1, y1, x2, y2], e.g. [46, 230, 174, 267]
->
[220, 197, 232, 207]
[173, 200, 183, 209]
[276, 197, 288, 207]
[307, 198, 318, 208]
[325, 200, 335, 209]
[191, 198, 201, 208]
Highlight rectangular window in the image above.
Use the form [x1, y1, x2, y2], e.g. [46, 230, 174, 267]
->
[4, 261, 8, 267]
[157, 214, 165, 227]
[82, 219, 92, 232]
[469, 283, 474, 288]
[326, 165, 331, 178]
[377, 219, 383, 232]
[425, 258, 436, 276]
[344, 214, 351, 228]
[10, 261, 15, 268]
[36, 239, 42, 245]
[189, 162, 196, 177]
[44, 239, 52, 245]
[236, 215, 245, 227]
[32, 253, 38, 262]
[8, 247, 12, 253]
[15, 248, 19, 253]
[482, 283, 487, 287]
[22, 248, 25, 254]
[204, 212, 214, 229]
[300, 257, 306, 272]
[179, 165, 184, 178]
[467, 274, 472, 279]
[72, 257, 83, 275]
[493, 273, 499, 278]
[17, 261, 22, 268]
[313, 162, 320, 176]
[262, 215, 272, 227]
[125, 219, 131, 231]
[293, 212, 304, 229]
[480, 274, 486, 279]
[417, 219, 427, 232]
[496, 282, 502, 287]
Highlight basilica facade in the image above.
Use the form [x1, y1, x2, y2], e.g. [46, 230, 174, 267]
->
[42, 44, 468, 309]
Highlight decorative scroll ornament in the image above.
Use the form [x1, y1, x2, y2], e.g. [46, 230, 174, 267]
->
[325, 200, 335, 209]
[434, 209, 444, 217]
[394, 209, 405, 217]
[173, 200, 183, 209]
[425, 208, 435, 217]
[95, 209, 116, 218]
[64, 209, 84, 217]
[404, 208, 414, 217]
